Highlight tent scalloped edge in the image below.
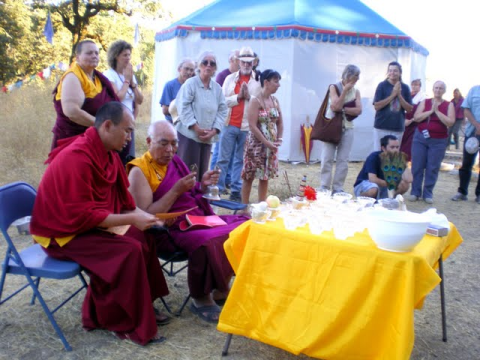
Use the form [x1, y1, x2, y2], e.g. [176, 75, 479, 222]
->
[155, 25, 429, 56]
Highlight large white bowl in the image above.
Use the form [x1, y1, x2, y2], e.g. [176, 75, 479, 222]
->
[365, 210, 431, 252]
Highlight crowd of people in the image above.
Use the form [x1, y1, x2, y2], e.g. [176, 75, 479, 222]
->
[31, 39, 480, 346]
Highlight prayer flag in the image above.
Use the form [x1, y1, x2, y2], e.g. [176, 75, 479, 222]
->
[134, 23, 140, 46]
[44, 12, 54, 44]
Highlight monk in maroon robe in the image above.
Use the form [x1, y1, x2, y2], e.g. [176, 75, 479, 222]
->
[127, 120, 248, 324]
[30, 102, 169, 345]
[51, 40, 130, 163]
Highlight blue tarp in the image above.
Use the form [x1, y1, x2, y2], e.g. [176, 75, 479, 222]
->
[156, 0, 428, 56]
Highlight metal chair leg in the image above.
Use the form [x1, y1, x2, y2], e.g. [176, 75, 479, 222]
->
[222, 333, 233, 356]
[30, 277, 40, 305]
[160, 297, 174, 315]
[438, 254, 447, 342]
[175, 294, 191, 316]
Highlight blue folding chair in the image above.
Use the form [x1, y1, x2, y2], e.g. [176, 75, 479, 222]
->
[0, 182, 87, 351]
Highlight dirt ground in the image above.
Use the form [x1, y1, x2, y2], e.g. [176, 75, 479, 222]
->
[0, 154, 479, 360]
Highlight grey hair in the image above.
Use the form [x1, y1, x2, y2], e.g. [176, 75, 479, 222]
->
[195, 50, 217, 76]
[147, 120, 177, 139]
[341, 64, 360, 81]
[433, 80, 447, 91]
[177, 57, 195, 71]
[228, 49, 239, 61]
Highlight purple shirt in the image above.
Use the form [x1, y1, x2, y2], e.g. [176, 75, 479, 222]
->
[216, 68, 231, 87]
[451, 97, 464, 119]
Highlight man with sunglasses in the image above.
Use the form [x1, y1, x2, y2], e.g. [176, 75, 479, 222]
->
[217, 46, 261, 202]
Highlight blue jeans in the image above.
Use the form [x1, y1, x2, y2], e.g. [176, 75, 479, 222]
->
[217, 125, 247, 194]
[411, 130, 448, 199]
[210, 142, 233, 185]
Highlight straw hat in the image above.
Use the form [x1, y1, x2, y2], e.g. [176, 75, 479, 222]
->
[237, 46, 255, 62]
[169, 99, 179, 125]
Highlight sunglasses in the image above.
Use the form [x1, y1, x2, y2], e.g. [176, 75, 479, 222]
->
[201, 60, 217, 67]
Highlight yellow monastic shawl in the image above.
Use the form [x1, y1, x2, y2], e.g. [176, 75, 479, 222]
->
[126, 152, 167, 193]
[55, 62, 103, 101]
[33, 234, 75, 248]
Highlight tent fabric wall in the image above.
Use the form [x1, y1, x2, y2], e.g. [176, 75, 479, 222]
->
[153, 32, 426, 161]
[152, 0, 428, 161]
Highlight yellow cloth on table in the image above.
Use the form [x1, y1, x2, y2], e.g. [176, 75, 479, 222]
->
[55, 62, 103, 101]
[126, 151, 167, 193]
[218, 220, 462, 360]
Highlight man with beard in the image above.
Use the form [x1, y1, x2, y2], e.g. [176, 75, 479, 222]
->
[216, 46, 261, 202]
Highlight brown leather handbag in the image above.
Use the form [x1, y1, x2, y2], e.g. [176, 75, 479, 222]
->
[311, 84, 343, 145]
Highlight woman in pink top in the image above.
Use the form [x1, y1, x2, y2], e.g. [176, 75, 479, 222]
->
[408, 81, 455, 203]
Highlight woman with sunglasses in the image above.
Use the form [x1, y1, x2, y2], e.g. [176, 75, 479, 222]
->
[176, 51, 228, 179]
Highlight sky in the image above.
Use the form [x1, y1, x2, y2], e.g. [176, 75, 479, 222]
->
[159, 0, 479, 97]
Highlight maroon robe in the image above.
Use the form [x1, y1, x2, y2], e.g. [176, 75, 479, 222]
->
[400, 99, 420, 161]
[31, 127, 168, 345]
[153, 155, 248, 298]
[51, 70, 119, 149]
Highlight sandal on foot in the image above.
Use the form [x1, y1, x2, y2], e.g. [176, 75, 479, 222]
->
[189, 303, 221, 324]
[149, 334, 167, 344]
[154, 307, 172, 326]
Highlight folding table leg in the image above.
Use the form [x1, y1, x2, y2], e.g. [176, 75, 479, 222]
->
[222, 333, 233, 356]
[438, 254, 447, 342]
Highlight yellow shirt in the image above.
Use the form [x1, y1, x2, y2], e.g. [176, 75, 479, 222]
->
[126, 152, 168, 193]
[55, 62, 103, 101]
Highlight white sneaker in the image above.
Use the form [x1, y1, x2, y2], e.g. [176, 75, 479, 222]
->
[424, 198, 434, 204]
[407, 195, 418, 202]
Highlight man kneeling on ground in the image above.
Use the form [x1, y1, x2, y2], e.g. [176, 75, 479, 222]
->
[127, 120, 248, 324]
[30, 102, 169, 345]
[353, 134, 411, 199]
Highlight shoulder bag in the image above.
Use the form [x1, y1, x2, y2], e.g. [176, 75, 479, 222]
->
[311, 84, 343, 144]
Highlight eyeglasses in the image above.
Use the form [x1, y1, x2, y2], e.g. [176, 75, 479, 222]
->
[201, 60, 217, 67]
[153, 140, 178, 148]
[240, 60, 253, 65]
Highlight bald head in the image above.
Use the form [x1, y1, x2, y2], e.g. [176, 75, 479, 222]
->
[147, 121, 178, 166]
[148, 120, 176, 139]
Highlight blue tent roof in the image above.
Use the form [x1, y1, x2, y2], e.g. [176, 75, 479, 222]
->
[156, 0, 428, 56]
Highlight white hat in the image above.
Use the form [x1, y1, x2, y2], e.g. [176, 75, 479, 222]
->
[237, 46, 255, 62]
[465, 136, 479, 154]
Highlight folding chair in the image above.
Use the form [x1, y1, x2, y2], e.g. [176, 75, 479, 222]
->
[149, 225, 191, 316]
[211, 199, 247, 214]
[0, 182, 87, 351]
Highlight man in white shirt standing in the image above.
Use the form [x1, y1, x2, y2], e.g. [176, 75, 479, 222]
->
[217, 47, 261, 202]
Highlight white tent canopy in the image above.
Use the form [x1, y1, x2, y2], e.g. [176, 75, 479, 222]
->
[152, 0, 428, 161]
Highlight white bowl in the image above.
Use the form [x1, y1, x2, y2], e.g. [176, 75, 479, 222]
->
[365, 210, 431, 252]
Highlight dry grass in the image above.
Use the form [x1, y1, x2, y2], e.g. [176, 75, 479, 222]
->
[0, 86, 479, 359]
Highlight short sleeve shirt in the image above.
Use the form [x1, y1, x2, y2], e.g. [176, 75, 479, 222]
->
[160, 78, 182, 121]
[461, 85, 480, 137]
[354, 151, 383, 187]
[373, 80, 412, 131]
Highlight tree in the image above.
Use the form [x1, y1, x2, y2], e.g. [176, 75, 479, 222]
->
[0, 0, 165, 85]
[33, 0, 165, 63]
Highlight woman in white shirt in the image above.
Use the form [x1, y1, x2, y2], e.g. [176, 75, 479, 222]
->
[319, 64, 362, 194]
[104, 40, 144, 160]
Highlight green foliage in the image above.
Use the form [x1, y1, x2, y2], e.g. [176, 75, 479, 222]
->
[1, 0, 163, 85]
